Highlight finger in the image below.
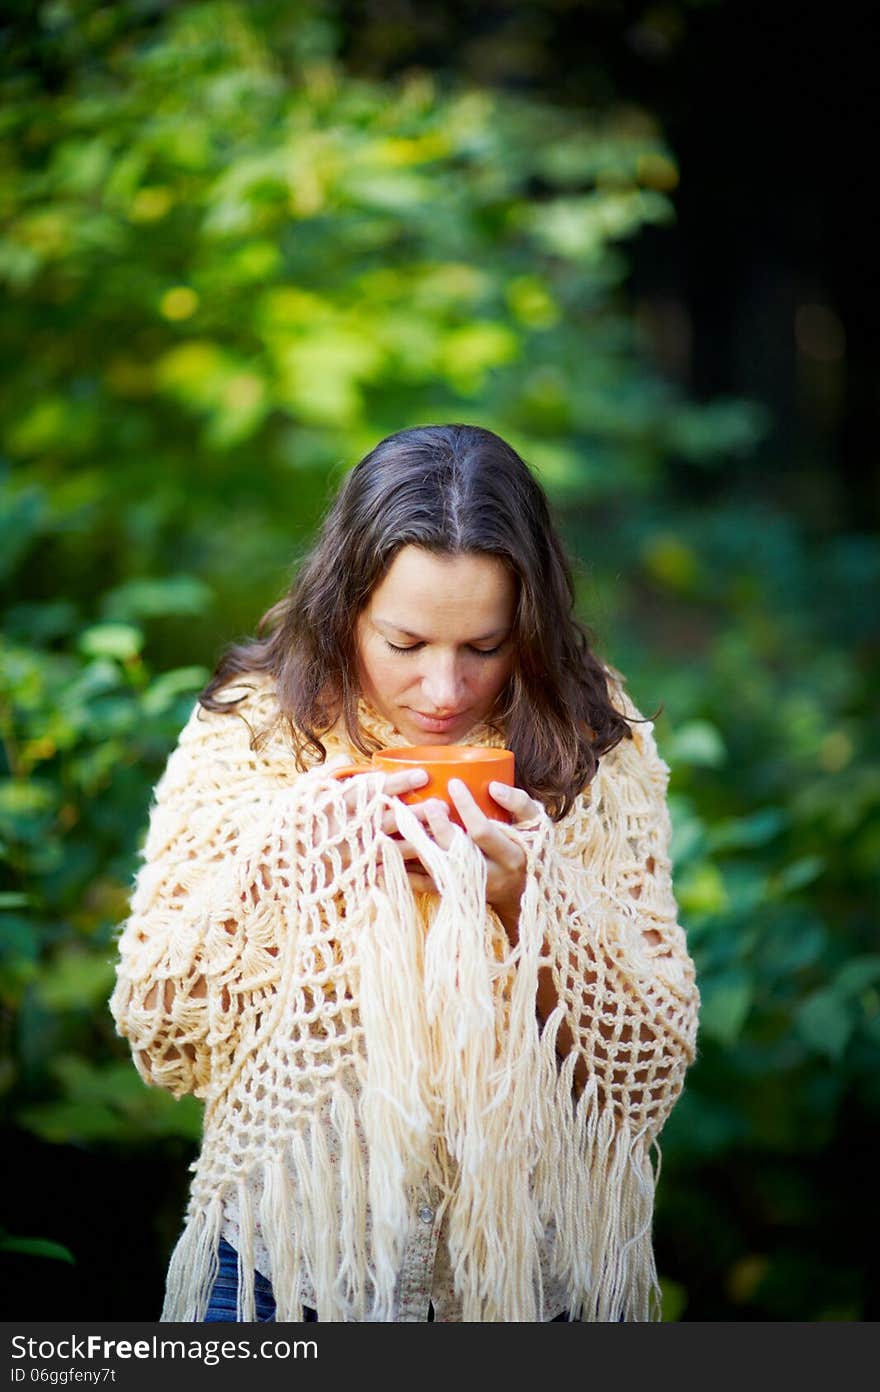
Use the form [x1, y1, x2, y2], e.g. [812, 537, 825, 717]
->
[488, 780, 543, 824]
[382, 839, 425, 864]
[446, 778, 497, 846]
[381, 809, 403, 838]
[342, 783, 364, 816]
[405, 870, 437, 894]
[383, 768, 429, 798]
[447, 780, 525, 871]
[422, 798, 456, 851]
[382, 798, 447, 838]
[375, 864, 436, 895]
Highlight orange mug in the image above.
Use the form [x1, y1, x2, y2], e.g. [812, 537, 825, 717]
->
[331, 745, 515, 827]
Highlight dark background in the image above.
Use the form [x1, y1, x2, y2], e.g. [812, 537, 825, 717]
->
[338, 0, 878, 526]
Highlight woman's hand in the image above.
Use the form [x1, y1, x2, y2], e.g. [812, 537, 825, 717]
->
[385, 778, 544, 941]
[327, 762, 429, 869]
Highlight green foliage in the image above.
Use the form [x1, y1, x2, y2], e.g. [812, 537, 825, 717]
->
[1, 0, 760, 649]
[0, 1231, 75, 1265]
[601, 499, 880, 1318]
[1, 0, 877, 1321]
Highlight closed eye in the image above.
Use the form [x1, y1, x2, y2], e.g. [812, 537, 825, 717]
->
[383, 640, 506, 658]
[383, 640, 422, 654]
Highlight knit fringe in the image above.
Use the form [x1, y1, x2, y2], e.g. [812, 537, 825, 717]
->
[401, 810, 545, 1319]
[517, 819, 664, 1323]
[160, 1096, 660, 1323]
[160, 1194, 222, 1322]
[545, 1069, 661, 1321]
[160, 782, 666, 1323]
[376, 806, 662, 1321]
[230, 1178, 252, 1320]
[356, 817, 435, 1319]
[258, 1157, 303, 1321]
[329, 1086, 369, 1320]
[161, 1076, 378, 1322]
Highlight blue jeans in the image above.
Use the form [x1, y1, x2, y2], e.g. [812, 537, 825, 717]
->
[204, 1237, 317, 1322]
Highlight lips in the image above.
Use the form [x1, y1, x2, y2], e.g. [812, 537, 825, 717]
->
[407, 709, 467, 734]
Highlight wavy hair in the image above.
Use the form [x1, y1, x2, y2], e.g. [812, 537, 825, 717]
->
[200, 423, 640, 819]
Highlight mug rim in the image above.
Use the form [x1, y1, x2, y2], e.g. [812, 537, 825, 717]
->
[375, 745, 513, 764]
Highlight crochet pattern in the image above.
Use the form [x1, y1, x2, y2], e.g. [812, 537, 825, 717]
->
[110, 673, 699, 1322]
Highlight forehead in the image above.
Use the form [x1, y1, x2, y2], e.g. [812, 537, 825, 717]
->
[368, 547, 516, 626]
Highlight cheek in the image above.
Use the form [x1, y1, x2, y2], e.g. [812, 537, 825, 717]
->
[361, 647, 410, 700]
[476, 658, 514, 704]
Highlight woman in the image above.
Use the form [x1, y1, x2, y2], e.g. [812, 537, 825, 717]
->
[110, 423, 700, 1323]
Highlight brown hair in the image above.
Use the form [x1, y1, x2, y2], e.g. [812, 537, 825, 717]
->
[200, 423, 639, 819]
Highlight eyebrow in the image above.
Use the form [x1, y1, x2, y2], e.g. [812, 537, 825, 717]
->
[373, 618, 510, 643]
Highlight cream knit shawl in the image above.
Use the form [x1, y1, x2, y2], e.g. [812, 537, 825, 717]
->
[110, 672, 699, 1322]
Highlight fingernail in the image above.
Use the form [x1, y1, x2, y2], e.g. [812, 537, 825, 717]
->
[489, 781, 507, 794]
[448, 778, 464, 794]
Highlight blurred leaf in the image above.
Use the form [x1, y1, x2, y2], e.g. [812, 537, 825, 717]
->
[668, 721, 727, 768]
[659, 1275, 687, 1322]
[666, 399, 770, 462]
[796, 990, 854, 1061]
[35, 948, 116, 1012]
[77, 625, 144, 662]
[667, 796, 707, 867]
[677, 862, 729, 916]
[661, 1088, 748, 1158]
[0, 914, 39, 962]
[643, 534, 699, 592]
[0, 780, 56, 828]
[707, 808, 787, 853]
[771, 855, 826, 895]
[699, 968, 752, 1045]
[0, 483, 48, 582]
[719, 862, 769, 916]
[725, 1255, 769, 1306]
[142, 667, 209, 717]
[755, 914, 828, 978]
[18, 1057, 204, 1144]
[101, 577, 213, 622]
[832, 956, 880, 998]
[0, 1233, 75, 1265]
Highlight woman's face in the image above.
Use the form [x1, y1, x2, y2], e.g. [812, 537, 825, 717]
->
[354, 546, 517, 744]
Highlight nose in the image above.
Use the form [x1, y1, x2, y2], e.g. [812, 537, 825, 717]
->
[420, 651, 465, 713]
